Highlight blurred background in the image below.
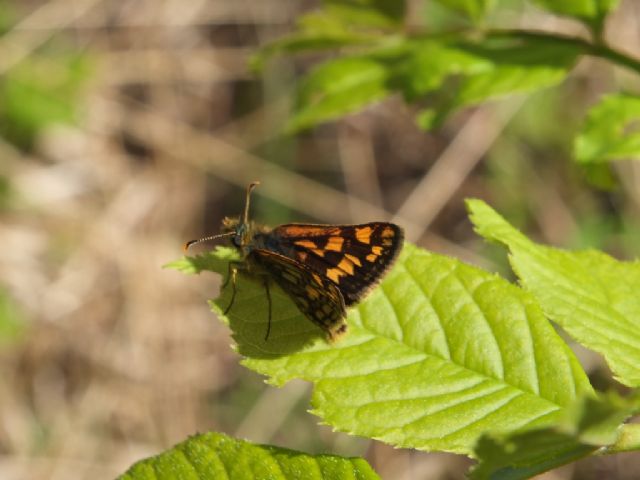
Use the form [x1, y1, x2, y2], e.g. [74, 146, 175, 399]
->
[0, 1, 639, 479]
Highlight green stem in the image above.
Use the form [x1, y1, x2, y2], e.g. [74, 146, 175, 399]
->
[486, 29, 640, 76]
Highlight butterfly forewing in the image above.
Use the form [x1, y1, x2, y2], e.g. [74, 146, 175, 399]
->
[269, 222, 404, 306]
[250, 249, 348, 341]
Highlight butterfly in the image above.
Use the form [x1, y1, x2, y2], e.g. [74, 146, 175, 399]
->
[184, 182, 404, 342]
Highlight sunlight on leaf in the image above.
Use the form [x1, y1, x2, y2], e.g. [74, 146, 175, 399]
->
[468, 199, 640, 387]
[119, 431, 379, 480]
[284, 34, 582, 132]
[169, 243, 592, 454]
[432, 0, 495, 22]
[530, 0, 620, 33]
[575, 93, 640, 165]
[287, 55, 392, 132]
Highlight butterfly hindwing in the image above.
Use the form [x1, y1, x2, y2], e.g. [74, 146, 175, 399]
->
[250, 248, 347, 341]
[268, 222, 403, 306]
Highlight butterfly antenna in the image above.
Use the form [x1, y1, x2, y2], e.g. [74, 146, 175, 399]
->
[183, 232, 234, 252]
[242, 181, 260, 225]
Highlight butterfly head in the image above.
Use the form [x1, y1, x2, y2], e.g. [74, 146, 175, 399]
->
[221, 216, 249, 249]
[183, 181, 260, 253]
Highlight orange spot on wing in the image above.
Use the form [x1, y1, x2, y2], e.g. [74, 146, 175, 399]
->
[326, 237, 344, 252]
[345, 254, 362, 267]
[297, 251, 308, 262]
[295, 239, 317, 249]
[337, 257, 354, 275]
[371, 246, 383, 255]
[312, 272, 322, 284]
[356, 226, 372, 244]
[381, 226, 395, 238]
[326, 268, 345, 283]
[312, 248, 325, 257]
[366, 253, 377, 262]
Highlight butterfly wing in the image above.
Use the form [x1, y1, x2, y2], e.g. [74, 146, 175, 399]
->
[250, 248, 348, 342]
[267, 222, 404, 306]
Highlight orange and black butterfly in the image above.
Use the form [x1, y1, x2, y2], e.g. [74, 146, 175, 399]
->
[184, 182, 404, 342]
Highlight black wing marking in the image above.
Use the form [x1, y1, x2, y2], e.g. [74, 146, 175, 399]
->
[270, 222, 404, 306]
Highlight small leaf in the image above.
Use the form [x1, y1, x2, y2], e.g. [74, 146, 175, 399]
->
[471, 393, 634, 480]
[250, 11, 377, 71]
[432, 0, 495, 22]
[118, 431, 380, 480]
[574, 93, 640, 165]
[170, 243, 593, 454]
[287, 55, 392, 132]
[286, 34, 582, 131]
[423, 35, 581, 127]
[531, 0, 597, 19]
[530, 0, 620, 33]
[468, 199, 640, 387]
[323, 0, 406, 28]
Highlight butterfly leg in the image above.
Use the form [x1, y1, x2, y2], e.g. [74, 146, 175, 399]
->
[222, 261, 242, 289]
[263, 277, 272, 341]
[223, 261, 244, 316]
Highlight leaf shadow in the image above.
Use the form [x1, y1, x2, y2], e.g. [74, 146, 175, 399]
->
[175, 248, 326, 358]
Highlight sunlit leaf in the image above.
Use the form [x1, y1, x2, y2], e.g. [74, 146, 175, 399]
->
[574, 93, 640, 165]
[119, 431, 379, 480]
[433, 0, 495, 22]
[323, 0, 406, 28]
[287, 55, 392, 132]
[468, 199, 640, 387]
[530, 0, 620, 32]
[170, 243, 592, 454]
[285, 34, 583, 131]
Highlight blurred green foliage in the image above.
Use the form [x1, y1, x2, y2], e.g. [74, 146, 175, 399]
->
[255, 0, 640, 192]
[0, 288, 25, 346]
[0, 2, 93, 150]
[0, 48, 93, 150]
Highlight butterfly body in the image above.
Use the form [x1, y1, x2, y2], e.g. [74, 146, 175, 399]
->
[186, 183, 404, 342]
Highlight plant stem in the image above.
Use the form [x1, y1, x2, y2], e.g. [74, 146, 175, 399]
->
[487, 29, 640, 76]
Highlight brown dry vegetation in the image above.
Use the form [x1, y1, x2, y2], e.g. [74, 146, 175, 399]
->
[1, 1, 640, 479]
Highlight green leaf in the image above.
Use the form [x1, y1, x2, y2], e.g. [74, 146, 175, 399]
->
[0, 0, 18, 35]
[118, 431, 380, 480]
[287, 55, 392, 132]
[250, 11, 378, 71]
[0, 49, 93, 150]
[473, 430, 596, 480]
[574, 93, 640, 165]
[323, 0, 406, 28]
[432, 0, 495, 22]
[0, 288, 26, 346]
[170, 243, 592, 454]
[286, 34, 582, 131]
[609, 423, 640, 453]
[420, 35, 581, 128]
[471, 393, 634, 480]
[531, 0, 596, 18]
[530, 0, 620, 32]
[468, 199, 640, 387]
